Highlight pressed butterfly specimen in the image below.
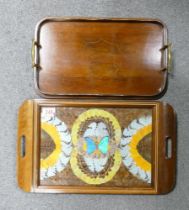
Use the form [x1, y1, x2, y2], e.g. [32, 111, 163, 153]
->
[83, 136, 109, 155]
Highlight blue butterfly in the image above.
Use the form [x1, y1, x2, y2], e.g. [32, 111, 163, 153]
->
[84, 136, 109, 155]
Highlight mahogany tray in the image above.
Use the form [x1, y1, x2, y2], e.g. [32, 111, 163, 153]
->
[32, 17, 171, 99]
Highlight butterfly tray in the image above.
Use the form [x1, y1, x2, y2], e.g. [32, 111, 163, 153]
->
[17, 100, 176, 194]
[17, 18, 176, 194]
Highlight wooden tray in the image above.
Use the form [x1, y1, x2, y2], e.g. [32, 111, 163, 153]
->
[17, 99, 176, 194]
[32, 17, 171, 99]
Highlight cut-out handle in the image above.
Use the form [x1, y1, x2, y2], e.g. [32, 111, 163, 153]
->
[165, 137, 172, 159]
[20, 135, 26, 157]
[17, 100, 33, 192]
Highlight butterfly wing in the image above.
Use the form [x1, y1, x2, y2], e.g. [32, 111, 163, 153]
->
[98, 136, 109, 154]
[85, 137, 96, 154]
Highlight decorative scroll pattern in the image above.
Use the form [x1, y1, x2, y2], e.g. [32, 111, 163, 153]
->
[120, 116, 152, 183]
[40, 109, 72, 180]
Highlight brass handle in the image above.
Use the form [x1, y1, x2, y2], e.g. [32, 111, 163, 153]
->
[160, 43, 172, 72]
[31, 39, 35, 68]
[31, 40, 41, 69]
[167, 43, 172, 73]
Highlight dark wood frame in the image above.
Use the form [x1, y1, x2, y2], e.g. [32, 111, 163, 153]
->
[27, 100, 162, 194]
